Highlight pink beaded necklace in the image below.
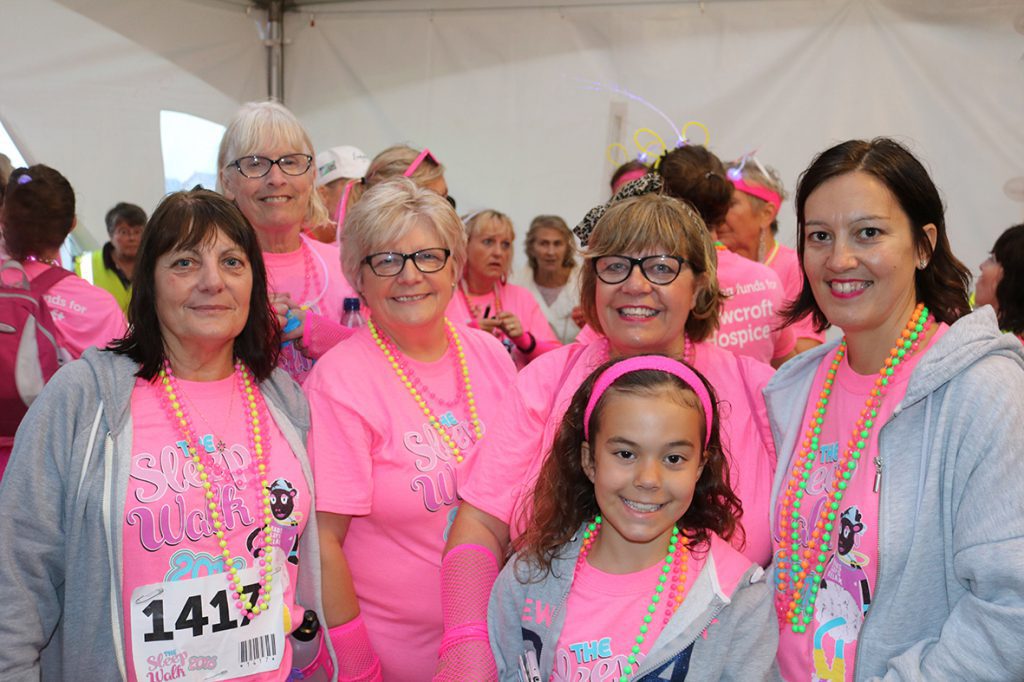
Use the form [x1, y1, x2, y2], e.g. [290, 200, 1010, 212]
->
[774, 303, 933, 632]
[157, 359, 275, 620]
[577, 516, 690, 681]
[367, 317, 482, 463]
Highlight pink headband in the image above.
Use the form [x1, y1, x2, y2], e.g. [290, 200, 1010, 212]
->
[730, 177, 782, 211]
[403, 148, 438, 178]
[583, 356, 714, 447]
[612, 168, 649, 192]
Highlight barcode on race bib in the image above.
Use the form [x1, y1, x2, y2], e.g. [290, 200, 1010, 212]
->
[239, 633, 277, 665]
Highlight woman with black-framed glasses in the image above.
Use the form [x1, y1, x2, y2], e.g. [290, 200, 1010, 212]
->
[440, 193, 782, 680]
[217, 101, 360, 384]
[303, 178, 515, 680]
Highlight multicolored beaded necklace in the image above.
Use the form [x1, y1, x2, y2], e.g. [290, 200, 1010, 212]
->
[367, 317, 482, 463]
[577, 516, 690, 681]
[774, 303, 933, 632]
[157, 359, 275, 620]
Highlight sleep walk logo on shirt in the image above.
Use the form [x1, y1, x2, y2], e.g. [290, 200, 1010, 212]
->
[404, 408, 483, 513]
[125, 434, 302, 681]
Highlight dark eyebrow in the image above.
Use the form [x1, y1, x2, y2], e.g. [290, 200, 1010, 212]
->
[604, 437, 696, 450]
[849, 214, 889, 224]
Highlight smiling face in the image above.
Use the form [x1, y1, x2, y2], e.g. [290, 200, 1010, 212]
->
[220, 142, 314, 238]
[155, 228, 252, 359]
[529, 226, 570, 277]
[466, 216, 513, 285]
[594, 249, 696, 359]
[581, 388, 705, 572]
[358, 218, 457, 339]
[802, 171, 935, 353]
[720, 192, 772, 261]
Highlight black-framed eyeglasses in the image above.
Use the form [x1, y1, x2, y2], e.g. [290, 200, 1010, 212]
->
[363, 248, 451, 277]
[229, 154, 313, 179]
[593, 254, 689, 285]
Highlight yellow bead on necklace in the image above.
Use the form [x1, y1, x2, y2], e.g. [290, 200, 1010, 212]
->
[369, 318, 482, 463]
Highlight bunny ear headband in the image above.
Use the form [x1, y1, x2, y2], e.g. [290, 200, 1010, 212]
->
[573, 82, 712, 247]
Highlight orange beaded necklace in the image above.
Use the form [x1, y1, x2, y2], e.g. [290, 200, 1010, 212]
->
[774, 303, 933, 632]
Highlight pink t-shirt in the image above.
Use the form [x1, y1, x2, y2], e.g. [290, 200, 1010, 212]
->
[305, 323, 516, 680]
[263, 236, 357, 383]
[21, 260, 127, 358]
[773, 325, 948, 681]
[551, 552, 705, 681]
[714, 247, 796, 363]
[765, 244, 825, 344]
[460, 336, 778, 565]
[447, 281, 561, 367]
[123, 374, 311, 682]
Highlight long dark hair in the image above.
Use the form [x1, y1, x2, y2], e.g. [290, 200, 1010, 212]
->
[514, 357, 742, 574]
[109, 189, 280, 381]
[784, 138, 971, 331]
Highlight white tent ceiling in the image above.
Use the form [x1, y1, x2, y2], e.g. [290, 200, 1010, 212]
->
[2, 0, 1022, 280]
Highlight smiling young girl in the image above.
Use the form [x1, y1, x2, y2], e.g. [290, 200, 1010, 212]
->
[488, 355, 778, 681]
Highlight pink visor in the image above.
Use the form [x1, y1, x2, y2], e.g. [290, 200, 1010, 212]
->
[730, 177, 782, 211]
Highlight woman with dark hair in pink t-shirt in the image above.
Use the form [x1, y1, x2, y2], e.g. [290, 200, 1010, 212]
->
[0, 188, 329, 680]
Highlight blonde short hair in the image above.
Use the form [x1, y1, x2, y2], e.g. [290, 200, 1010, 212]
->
[216, 101, 328, 227]
[579, 193, 722, 343]
[346, 145, 446, 209]
[342, 177, 466, 292]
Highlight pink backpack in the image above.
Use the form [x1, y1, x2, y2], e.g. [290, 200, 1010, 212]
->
[0, 260, 72, 439]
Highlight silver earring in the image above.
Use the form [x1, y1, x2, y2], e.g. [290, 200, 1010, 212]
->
[917, 259, 929, 270]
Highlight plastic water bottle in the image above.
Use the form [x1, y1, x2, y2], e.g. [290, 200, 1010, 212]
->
[342, 297, 364, 328]
[288, 610, 334, 682]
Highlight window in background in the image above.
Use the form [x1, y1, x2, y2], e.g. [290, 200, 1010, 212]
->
[160, 110, 225, 193]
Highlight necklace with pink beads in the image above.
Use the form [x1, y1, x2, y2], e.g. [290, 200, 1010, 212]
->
[577, 516, 690, 681]
[774, 303, 933, 633]
[157, 359, 275, 620]
[368, 317, 482, 463]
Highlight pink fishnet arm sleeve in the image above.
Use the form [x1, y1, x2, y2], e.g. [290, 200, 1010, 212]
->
[301, 311, 355, 359]
[433, 544, 500, 682]
[329, 615, 383, 682]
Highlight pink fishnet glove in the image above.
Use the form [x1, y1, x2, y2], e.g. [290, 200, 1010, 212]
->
[302, 312, 356, 359]
[329, 615, 383, 682]
[433, 544, 500, 682]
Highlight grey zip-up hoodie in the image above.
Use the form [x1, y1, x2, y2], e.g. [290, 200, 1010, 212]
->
[765, 307, 1024, 681]
[0, 348, 334, 681]
[489, 530, 779, 681]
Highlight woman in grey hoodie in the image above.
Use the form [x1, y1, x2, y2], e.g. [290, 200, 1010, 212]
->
[0, 189, 332, 681]
[767, 138, 1024, 681]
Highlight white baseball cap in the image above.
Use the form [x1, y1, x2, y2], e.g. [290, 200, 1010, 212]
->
[315, 145, 370, 187]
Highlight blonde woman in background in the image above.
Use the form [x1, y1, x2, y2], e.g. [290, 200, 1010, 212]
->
[511, 214, 583, 344]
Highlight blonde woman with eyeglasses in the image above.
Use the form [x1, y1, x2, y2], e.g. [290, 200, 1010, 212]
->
[217, 101, 359, 384]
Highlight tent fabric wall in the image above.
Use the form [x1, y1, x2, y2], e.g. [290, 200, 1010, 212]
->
[2, 0, 1022, 278]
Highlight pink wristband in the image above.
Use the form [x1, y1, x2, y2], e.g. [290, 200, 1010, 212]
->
[329, 615, 383, 682]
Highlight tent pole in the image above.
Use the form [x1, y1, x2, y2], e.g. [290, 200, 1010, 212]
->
[267, 0, 285, 102]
